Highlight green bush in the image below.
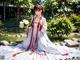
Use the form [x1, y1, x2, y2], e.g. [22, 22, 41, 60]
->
[47, 15, 75, 40]
[70, 14, 80, 32]
[4, 18, 16, 28]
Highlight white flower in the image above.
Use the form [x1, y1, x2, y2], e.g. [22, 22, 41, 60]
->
[22, 19, 29, 25]
[19, 19, 29, 28]
[20, 21, 24, 24]
[19, 21, 24, 28]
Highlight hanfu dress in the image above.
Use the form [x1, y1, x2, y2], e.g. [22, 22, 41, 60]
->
[0, 16, 80, 60]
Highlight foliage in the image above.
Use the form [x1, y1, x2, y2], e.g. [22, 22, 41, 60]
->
[12, 0, 33, 16]
[70, 14, 80, 32]
[43, 0, 80, 41]
[44, 0, 80, 19]
[4, 18, 16, 28]
[44, 0, 58, 19]
[0, 20, 3, 28]
[0, 0, 80, 42]
[47, 14, 75, 40]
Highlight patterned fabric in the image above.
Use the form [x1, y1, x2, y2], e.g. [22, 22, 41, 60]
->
[0, 16, 80, 60]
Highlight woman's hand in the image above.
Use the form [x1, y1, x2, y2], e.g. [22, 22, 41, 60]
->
[39, 19, 42, 25]
[39, 20, 43, 31]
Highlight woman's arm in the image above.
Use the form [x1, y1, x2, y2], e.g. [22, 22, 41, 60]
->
[26, 17, 34, 37]
[40, 17, 47, 33]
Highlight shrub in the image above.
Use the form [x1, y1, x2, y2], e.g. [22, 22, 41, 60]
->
[47, 15, 75, 40]
[70, 14, 80, 32]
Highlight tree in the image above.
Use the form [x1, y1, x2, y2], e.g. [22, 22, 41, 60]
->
[32, 0, 46, 4]
[9, 0, 32, 26]
[44, 0, 80, 19]
[0, 0, 10, 21]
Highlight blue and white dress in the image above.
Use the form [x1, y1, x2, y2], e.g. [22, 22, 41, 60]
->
[0, 16, 80, 60]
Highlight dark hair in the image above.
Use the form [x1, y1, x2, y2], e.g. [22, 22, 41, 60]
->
[31, 4, 45, 14]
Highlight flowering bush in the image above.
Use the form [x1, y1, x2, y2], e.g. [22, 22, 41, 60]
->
[19, 19, 29, 34]
[19, 19, 29, 29]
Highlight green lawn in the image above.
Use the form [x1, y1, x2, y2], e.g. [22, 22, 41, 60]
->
[0, 31, 24, 43]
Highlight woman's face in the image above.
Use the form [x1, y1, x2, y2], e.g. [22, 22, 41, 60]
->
[35, 9, 42, 16]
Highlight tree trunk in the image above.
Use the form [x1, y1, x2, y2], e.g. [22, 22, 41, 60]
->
[3, 2, 6, 21]
[16, 7, 20, 32]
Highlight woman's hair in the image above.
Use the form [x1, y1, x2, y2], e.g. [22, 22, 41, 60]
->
[31, 4, 45, 14]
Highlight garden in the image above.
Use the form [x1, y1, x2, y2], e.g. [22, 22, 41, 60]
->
[0, 0, 80, 47]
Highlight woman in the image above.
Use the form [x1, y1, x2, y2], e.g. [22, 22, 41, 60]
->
[22, 5, 62, 54]
[0, 4, 80, 60]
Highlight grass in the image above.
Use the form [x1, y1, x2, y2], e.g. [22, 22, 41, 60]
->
[0, 30, 80, 43]
[0, 35, 23, 43]
[0, 31, 25, 43]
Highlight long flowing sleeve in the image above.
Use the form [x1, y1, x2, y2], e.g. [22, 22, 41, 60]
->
[40, 17, 47, 34]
